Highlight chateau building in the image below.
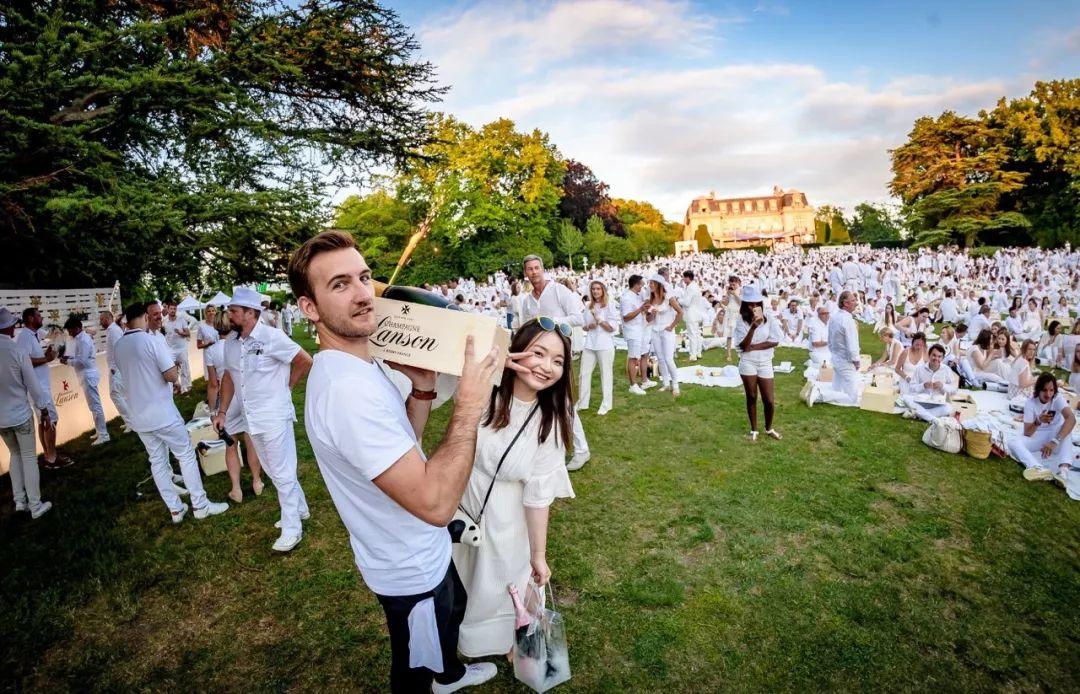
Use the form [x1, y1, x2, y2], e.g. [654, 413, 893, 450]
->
[683, 186, 816, 249]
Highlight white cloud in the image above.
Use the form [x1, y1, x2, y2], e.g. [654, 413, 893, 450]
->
[412, 1, 1022, 221]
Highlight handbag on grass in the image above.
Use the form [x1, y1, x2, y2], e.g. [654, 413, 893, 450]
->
[448, 403, 539, 547]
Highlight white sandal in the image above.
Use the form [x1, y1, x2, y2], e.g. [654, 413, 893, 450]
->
[749, 430, 759, 442]
[766, 429, 783, 440]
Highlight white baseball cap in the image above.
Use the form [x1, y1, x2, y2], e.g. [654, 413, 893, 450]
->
[229, 287, 263, 311]
[0, 307, 15, 330]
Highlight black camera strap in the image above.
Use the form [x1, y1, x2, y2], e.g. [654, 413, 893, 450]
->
[459, 402, 540, 525]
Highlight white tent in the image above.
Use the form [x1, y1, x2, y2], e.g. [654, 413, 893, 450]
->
[176, 295, 203, 312]
[206, 291, 231, 306]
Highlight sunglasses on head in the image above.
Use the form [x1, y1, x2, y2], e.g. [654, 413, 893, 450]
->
[535, 316, 572, 338]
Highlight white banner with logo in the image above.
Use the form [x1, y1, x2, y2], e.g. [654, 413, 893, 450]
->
[0, 284, 122, 353]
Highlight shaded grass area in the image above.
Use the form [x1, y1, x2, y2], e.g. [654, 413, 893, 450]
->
[2, 324, 1078, 692]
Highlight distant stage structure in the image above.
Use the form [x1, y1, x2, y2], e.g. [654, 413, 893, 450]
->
[684, 186, 816, 249]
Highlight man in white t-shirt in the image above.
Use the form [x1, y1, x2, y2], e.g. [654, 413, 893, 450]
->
[1010, 372, 1076, 480]
[162, 301, 193, 394]
[213, 287, 312, 553]
[16, 307, 70, 469]
[59, 315, 110, 444]
[100, 309, 132, 433]
[288, 230, 501, 693]
[114, 302, 228, 524]
[620, 274, 649, 395]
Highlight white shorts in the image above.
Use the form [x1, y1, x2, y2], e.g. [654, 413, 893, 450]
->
[738, 352, 774, 379]
[625, 337, 647, 359]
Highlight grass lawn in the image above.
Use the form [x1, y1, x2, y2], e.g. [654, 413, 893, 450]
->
[2, 324, 1079, 692]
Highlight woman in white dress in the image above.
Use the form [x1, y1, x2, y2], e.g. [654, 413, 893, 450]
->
[1008, 339, 1038, 401]
[970, 329, 1010, 385]
[894, 331, 929, 394]
[735, 284, 783, 441]
[453, 318, 575, 658]
[645, 275, 683, 398]
[1069, 343, 1080, 392]
[871, 326, 904, 371]
[576, 281, 619, 415]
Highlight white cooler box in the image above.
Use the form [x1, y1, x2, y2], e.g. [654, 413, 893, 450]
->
[186, 418, 227, 476]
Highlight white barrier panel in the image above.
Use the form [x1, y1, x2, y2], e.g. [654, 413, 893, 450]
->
[0, 334, 205, 474]
[0, 285, 121, 353]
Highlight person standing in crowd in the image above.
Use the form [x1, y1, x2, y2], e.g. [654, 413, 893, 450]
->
[281, 302, 294, 336]
[288, 230, 502, 693]
[453, 318, 575, 659]
[1, 307, 54, 518]
[60, 315, 110, 445]
[577, 280, 618, 415]
[647, 274, 684, 398]
[114, 302, 229, 524]
[724, 275, 742, 362]
[196, 304, 220, 389]
[16, 307, 71, 469]
[213, 288, 313, 553]
[519, 254, 590, 471]
[621, 274, 649, 396]
[163, 300, 193, 395]
[807, 290, 862, 407]
[1011, 372, 1076, 482]
[679, 270, 705, 362]
[734, 284, 782, 441]
[100, 309, 132, 434]
[901, 344, 957, 422]
[206, 310, 265, 504]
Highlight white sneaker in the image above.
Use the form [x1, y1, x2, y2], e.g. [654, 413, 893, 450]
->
[30, 501, 52, 519]
[272, 533, 302, 552]
[597, 406, 611, 416]
[642, 379, 658, 389]
[566, 451, 590, 471]
[1023, 466, 1054, 481]
[91, 436, 111, 446]
[14, 502, 27, 513]
[431, 663, 497, 693]
[193, 501, 229, 519]
[275, 512, 311, 528]
[628, 384, 646, 396]
[171, 502, 190, 525]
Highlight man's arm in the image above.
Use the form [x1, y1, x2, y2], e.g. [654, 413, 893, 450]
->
[846, 315, 860, 365]
[370, 338, 499, 526]
[288, 349, 312, 389]
[162, 365, 179, 383]
[211, 371, 233, 429]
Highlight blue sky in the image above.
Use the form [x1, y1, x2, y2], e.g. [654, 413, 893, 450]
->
[367, 0, 1079, 219]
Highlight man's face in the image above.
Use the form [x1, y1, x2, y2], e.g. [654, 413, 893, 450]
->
[166, 304, 176, 319]
[26, 310, 42, 330]
[1039, 380, 1055, 403]
[524, 260, 544, 287]
[99, 311, 111, 329]
[300, 247, 377, 339]
[929, 350, 943, 369]
[227, 305, 255, 331]
[147, 303, 163, 331]
[65, 326, 78, 338]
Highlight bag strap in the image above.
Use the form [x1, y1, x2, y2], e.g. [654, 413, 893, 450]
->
[466, 403, 540, 524]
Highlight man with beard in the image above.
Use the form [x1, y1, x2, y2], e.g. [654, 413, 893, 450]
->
[288, 230, 501, 693]
[16, 307, 71, 468]
[212, 287, 312, 553]
[100, 309, 133, 433]
[162, 300, 193, 394]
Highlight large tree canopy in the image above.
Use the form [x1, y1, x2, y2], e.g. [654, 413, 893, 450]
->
[0, 0, 442, 295]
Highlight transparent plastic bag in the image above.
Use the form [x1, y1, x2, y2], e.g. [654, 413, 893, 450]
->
[513, 582, 571, 693]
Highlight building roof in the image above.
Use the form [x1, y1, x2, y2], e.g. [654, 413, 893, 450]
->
[686, 187, 811, 217]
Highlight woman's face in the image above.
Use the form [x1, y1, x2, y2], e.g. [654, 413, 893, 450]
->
[1024, 343, 1036, 361]
[516, 331, 566, 393]
[590, 283, 603, 301]
[995, 333, 1007, 348]
[913, 338, 927, 352]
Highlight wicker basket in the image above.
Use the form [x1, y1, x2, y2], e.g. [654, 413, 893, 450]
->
[963, 429, 992, 459]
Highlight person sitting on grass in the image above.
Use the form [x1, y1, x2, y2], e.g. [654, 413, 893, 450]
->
[1008, 339, 1038, 402]
[1009, 372, 1076, 482]
[895, 332, 929, 394]
[969, 329, 1010, 387]
[871, 326, 903, 371]
[901, 344, 958, 422]
[1070, 343, 1080, 392]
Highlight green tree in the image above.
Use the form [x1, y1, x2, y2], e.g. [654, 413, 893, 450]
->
[849, 203, 904, 243]
[554, 219, 584, 269]
[628, 222, 681, 258]
[889, 111, 1027, 246]
[694, 224, 713, 250]
[333, 189, 417, 279]
[612, 198, 666, 228]
[0, 0, 442, 295]
[396, 115, 565, 283]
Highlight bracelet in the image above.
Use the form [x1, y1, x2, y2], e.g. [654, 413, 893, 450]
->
[409, 387, 437, 401]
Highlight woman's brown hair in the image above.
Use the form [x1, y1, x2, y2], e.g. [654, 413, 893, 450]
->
[481, 319, 574, 450]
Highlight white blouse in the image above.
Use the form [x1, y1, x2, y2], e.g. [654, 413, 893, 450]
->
[582, 302, 621, 352]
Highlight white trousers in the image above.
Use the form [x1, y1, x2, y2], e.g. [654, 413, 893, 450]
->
[818, 361, 860, 406]
[685, 319, 703, 358]
[1009, 428, 1072, 471]
[249, 422, 309, 536]
[136, 419, 209, 513]
[109, 368, 132, 427]
[577, 348, 614, 411]
[809, 349, 829, 367]
[79, 373, 108, 438]
[2, 418, 44, 511]
[172, 347, 191, 390]
[572, 413, 589, 459]
[653, 329, 679, 389]
[902, 396, 951, 423]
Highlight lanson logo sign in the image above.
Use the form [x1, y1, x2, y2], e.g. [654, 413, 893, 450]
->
[55, 380, 80, 407]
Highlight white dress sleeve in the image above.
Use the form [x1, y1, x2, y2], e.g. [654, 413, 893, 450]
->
[522, 433, 575, 509]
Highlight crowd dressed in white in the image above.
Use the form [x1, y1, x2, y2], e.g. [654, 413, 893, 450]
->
[3, 238, 1079, 692]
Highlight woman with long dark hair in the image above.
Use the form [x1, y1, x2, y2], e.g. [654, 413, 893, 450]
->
[734, 284, 783, 441]
[452, 318, 575, 658]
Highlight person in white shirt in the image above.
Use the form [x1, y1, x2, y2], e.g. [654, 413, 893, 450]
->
[724, 276, 742, 362]
[196, 304, 220, 386]
[968, 304, 992, 338]
[678, 270, 705, 361]
[16, 307, 70, 469]
[901, 344, 958, 422]
[1008, 339, 1038, 401]
[808, 290, 862, 407]
[734, 284, 783, 441]
[577, 281, 619, 415]
[1010, 373, 1076, 481]
[939, 289, 960, 324]
[780, 299, 804, 346]
[162, 301, 193, 394]
[213, 287, 313, 553]
[114, 302, 229, 524]
[288, 230, 501, 693]
[646, 275, 684, 398]
[0, 307, 54, 518]
[519, 254, 590, 471]
[807, 305, 830, 367]
[99, 309, 132, 434]
[620, 275, 649, 396]
[59, 315, 110, 445]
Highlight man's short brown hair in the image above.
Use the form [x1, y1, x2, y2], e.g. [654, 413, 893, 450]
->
[288, 230, 357, 301]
